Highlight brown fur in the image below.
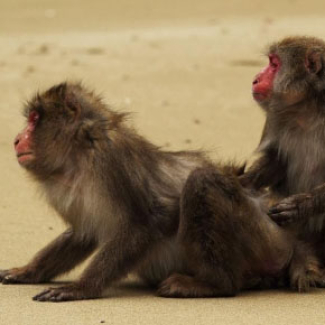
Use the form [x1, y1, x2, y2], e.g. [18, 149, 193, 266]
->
[158, 37, 325, 297]
[158, 166, 320, 297]
[241, 36, 325, 268]
[1, 82, 210, 301]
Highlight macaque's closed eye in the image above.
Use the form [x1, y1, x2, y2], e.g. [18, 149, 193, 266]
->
[269, 54, 280, 70]
[28, 111, 40, 123]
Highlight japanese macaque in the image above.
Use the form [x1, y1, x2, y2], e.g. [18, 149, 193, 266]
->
[1, 82, 210, 301]
[157, 36, 325, 298]
[240, 36, 325, 267]
[158, 166, 320, 297]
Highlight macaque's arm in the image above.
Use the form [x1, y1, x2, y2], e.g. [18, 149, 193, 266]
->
[33, 224, 154, 301]
[0, 229, 97, 284]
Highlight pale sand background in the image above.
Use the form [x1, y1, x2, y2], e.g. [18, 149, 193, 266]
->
[1, 1, 325, 324]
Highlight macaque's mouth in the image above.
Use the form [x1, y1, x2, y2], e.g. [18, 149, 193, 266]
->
[252, 92, 268, 101]
[17, 152, 34, 163]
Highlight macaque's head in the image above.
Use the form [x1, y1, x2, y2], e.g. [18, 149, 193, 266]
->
[14, 83, 117, 177]
[252, 36, 325, 110]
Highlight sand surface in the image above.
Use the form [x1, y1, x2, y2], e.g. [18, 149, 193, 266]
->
[1, 1, 325, 324]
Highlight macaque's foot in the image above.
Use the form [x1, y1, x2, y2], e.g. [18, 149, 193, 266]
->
[0, 268, 42, 284]
[291, 273, 314, 292]
[158, 273, 194, 298]
[157, 273, 231, 298]
[33, 285, 100, 302]
[290, 262, 320, 292]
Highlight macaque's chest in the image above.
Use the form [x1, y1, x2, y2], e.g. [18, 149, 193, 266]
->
[44, 181, 118, 241]
[279, 129, 325, 194]
[279, 126, 325, 235]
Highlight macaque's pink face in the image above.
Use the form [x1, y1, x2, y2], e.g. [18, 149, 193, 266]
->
[14, 111, 39, 166]
[252, 54, 281, 102]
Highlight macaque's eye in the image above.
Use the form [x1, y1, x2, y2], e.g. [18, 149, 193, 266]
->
[269, 55, 280, 70]
[28, 111, 40, 126]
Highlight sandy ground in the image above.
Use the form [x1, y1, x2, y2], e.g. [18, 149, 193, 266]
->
[1, 1, 325, 324]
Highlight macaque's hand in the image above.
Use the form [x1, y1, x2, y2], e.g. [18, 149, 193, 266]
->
[0, 267, 42, 284]
[33, 284, 101, 302]
[268, 193, 313, 226]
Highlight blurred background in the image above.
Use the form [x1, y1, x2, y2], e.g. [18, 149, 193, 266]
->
[2, 0, 325, 161]
[1, 1, 325, 324]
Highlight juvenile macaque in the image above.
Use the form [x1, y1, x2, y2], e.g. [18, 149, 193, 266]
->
[1, 82, 210, 301]
[241, 36, 325, 266]
[158, 166, 320, 297]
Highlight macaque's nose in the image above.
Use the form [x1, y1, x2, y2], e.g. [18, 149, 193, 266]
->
[14, 134, 21, 148]
[252, 77, 259, 85]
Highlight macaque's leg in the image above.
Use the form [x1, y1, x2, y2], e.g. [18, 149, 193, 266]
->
[33, 226, 154, 302]
[289, 242, 321, 291]
[159, 167, 251, 297]
[0, 229, 97, 284]
[158, 167, 320, 297]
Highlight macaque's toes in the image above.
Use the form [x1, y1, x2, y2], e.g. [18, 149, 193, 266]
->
[33, 286, 99, 302]
[291, 267, 320, 292]
[157, 274, 193, 298]
[0, 270, 10, 282]
[157, 273, 218, 298]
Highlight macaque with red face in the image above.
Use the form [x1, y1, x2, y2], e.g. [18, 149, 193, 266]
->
[243, 36, 325, 268]
[1, 83, 213, 301]
[158, 37, 325, 298]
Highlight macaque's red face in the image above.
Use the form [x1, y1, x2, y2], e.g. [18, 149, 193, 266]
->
[14, 110, 39, 166]
[13, 82, 110, 178]
[252, 54, 281, 103]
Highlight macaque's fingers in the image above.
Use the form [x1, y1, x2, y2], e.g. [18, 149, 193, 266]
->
[33, 285, 99, 302]
[0, 270, 10, 282]
[0, 267, 45, 284]
[0, 269, 33, 284]
[269, 203, 297, 214]
[269, 211, 298, 225]
[33, 288, 53, 301]
[2, 275, 22, 284]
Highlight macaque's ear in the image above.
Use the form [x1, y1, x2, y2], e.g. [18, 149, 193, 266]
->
[75, 120, 103, 146]
[64, 91, 81, 119]
[305, 50, 323, 74]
